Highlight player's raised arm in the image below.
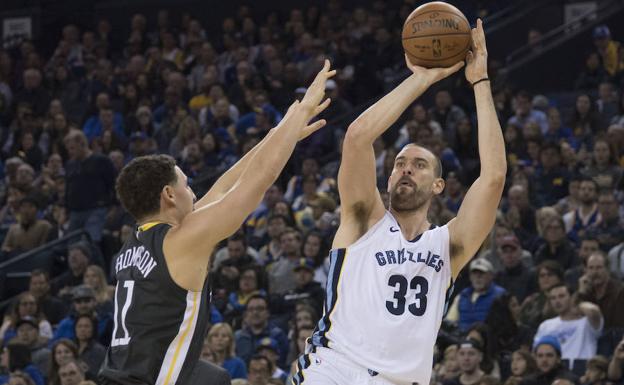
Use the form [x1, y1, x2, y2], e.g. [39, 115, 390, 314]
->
[333, 58, 463, 248]
[195, 99, 326, 208]
[448, 19, 506, 278]
[170, 61, 335, 259]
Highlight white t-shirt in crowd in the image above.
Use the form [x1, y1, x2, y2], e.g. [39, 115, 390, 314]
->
[533, 315, 603, 365]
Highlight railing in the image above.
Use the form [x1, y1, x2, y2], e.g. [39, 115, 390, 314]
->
[0, 230, 91, 314]
[503, 0, 624, 72]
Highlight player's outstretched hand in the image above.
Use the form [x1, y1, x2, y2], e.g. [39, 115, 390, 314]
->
[296, 59, 336, 139]
[405, 54, 464, 85]
[465, 18, 488, 85]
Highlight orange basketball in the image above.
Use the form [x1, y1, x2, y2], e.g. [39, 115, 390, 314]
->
[402, 2, 471, 68]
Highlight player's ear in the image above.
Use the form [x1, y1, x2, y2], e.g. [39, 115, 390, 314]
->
[433, 178, 445, 195]
[162, 185, 175, 203]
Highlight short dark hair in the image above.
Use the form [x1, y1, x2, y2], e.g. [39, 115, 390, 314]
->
[246, 294, 268, 308]
[537, 260, 564, 281]
[249, 354, 274, 373]
[227, 232, 247, 247]
[547, 283, 571, 295]
[116, 155, 177, 221]
[30, 269, 49, 281]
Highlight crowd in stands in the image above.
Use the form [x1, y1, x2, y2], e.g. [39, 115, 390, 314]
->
[0, 0, 623, 384]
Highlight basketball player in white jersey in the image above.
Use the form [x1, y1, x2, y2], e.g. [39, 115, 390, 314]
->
[293, 20, 506, 385]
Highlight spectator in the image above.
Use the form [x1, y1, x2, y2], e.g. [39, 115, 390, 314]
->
[595, 82, 619, 126]
[0, 293, 53, 345]
[534, 217, 577, 271]
[564, 236, 600, 291]
[593, 25, 621, 77]
[587, 191, 624, 252]
[446, 258, 506, 332]
[520, 261, 563, 329]
[504, 185, 537, 250]
[48, 339, 79, 385]
[64, 130, 115, 244]
[225, 266, 266, 328]
[266, 229, 303, 295]
[213, 232, 260, 272]
[255, 338, 288, 382]
[575, 52, 608, 91]
[57, 360, 84, 385]
[73, 315, 105, 377]
[608, 236, 624, 280]
[608, 337, 624, 384]
[576, 251, 624, 329]
[247, 355, 272, 385]
[579, 355, 609, 385]
[82, 265, 113, 316]
[54, 242, 93, 298]
[569, 94, 602, 141]
[11, 317, 50, 375]
[521, 336, 577, 385]
[1, 197, 52, 258]
[534, 284, 603, 365]
[52, 285, 112, 345]
[257, 215, 287, 266]
[486, 293, 533, 378]
[28, 270, 67, 326]
[206, 323, 247, 379]
[507, 350, 538, 385]
[581, 139, 622, 190]
[508, 91, 548, 136]
[444, 339, 485, 385]
[0, 344, 44, 385]
[273, 259, 324, 318]
[234, 295, 288, 368]
[563, 177, 600, 243]
[532, 142, 570, 207]
[13, 69, 50, 118]
[287, 322, 315, 381]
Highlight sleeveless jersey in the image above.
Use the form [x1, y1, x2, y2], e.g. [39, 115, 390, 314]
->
[99, 223, 210, 385]
[311, 211, 453, 385]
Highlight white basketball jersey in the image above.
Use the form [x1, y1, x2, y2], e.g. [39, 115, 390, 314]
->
[311, 211, 453, 385]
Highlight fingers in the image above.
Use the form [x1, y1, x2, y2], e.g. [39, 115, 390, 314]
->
[465, 50, 474, 64]
[300, 119, 327, 139]
[314, 98, 332, 116]
[444, 61, 465, 76]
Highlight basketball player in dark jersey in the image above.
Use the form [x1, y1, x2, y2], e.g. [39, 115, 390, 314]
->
[98, 61, 336, 385]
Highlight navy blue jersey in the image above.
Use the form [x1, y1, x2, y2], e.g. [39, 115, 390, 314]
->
[99, 223, 210, 385]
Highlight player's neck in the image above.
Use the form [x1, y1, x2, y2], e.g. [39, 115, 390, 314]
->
[389, 207, 431, 240]
[139, 211, 179, 228]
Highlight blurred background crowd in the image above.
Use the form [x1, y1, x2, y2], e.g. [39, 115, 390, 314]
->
[0, 0, 623, 385]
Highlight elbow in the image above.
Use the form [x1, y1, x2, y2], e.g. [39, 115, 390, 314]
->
[344, 120, 370, 146]
[483, 171, 506, 189]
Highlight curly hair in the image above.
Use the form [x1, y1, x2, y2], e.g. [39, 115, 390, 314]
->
[115, 154, 177, 221]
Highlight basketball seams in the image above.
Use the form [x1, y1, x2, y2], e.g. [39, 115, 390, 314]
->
[402, 32, 470, 40]
[405, 46, 468, 63]
[402, 9, 470, 30]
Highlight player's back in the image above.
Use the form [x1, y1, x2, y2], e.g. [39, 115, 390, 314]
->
[99, 222, 210, 385]
[310, 212, 453, 385]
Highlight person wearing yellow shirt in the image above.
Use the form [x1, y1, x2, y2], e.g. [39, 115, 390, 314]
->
[593, 25, 621, 77]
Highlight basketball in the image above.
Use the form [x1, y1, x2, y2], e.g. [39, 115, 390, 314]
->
[402, 1, 471, 68]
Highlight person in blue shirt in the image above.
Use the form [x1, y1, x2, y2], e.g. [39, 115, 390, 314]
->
[205, 323, 247, 379]
[0, 344, 45, 385]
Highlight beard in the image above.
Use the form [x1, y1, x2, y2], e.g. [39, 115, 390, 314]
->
[389, 179, 431, 212]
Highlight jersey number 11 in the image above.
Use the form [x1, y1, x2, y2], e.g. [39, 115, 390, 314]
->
[111, 280, 135, 347]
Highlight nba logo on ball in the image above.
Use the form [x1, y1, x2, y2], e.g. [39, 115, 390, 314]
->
[402, 1, 471, 68]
